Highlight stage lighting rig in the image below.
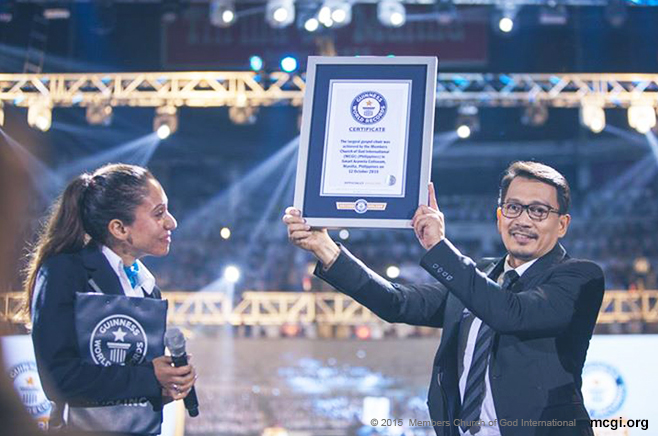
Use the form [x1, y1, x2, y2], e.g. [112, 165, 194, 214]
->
[378, 0, 406, 27]
[28, 99, 52, 132]
[521, 105, 549, 127]
[229, 106, 258, 125]
[319, 0, 352, 28]
[85, 103, 113, 126]
[628, 103, 657, 134]
[266, 0, 295, 28]
[210, 0, 236, 28]
[456, 105, 479, 139]
[580, 100, 605, 133]
[153, 105, 178, 139]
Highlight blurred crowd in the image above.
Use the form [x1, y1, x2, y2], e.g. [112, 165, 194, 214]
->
[146, 183, 658, 296]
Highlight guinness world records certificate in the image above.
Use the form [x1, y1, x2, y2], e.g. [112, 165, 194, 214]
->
[294, 56, 437, 228]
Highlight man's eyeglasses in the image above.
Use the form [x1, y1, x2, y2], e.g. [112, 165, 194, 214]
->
[500, 202, 562, 222]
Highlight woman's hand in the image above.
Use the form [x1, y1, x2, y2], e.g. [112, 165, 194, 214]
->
[153, 355, 197, 401]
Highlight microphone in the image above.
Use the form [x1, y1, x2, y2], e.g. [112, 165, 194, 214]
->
[164, 328, 199, 417]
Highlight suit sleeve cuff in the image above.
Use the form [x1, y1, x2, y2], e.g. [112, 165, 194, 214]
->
[419, 239, 468, 288]
[313, 243, 369, 296]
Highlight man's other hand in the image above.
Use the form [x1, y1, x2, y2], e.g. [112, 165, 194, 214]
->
[412, 183, 445, 250]
[282, 207, 340, 269]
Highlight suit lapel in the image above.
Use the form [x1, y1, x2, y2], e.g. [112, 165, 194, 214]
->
[515, 242, 568, 289]
[81, 244, 124, 296]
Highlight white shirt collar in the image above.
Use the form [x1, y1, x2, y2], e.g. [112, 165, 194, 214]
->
[101, 245, 155, 296]
[503, 255, 539, 277]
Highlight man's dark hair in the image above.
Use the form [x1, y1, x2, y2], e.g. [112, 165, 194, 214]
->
[498, 161, 571, 214]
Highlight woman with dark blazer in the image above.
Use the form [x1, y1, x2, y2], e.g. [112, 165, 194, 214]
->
[24, 163, 196, 434]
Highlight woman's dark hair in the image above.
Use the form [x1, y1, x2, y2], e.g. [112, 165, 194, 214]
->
[23, 163, 155, 317]
[498, 161, 571, 214]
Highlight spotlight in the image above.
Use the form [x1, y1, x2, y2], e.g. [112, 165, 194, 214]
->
[318, 5, 332, 25]
[386, 265, 400, 279]
[153, 106, 178, 139]
[378, 0, 406, 28]
[266, 0, 295, 28]
[321, 0, 352, 28]
[521, 105, 549, 127]
[224, 265, 241, 283]
[157, 125, 171, 140]
[456, 105, 479, 139]
[493, 6, 517, 34]
[304, 17, 319, 32]
[220, 227, 232, 239]
[280, 56, 298, 73]
[456, 125, 471, 139]
[210, 0, 236, 28]
[85, 104, 113, 126]
[580, 102, 605, 133]
[628, 104, 657, 134]
[250, 55, 264, 71]
[229, 106, 258, 125]
[28, 99, 52, 132]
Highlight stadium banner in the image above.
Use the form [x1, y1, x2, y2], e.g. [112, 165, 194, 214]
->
[0, 335, 181, 436]
[583, 335, 657, 435]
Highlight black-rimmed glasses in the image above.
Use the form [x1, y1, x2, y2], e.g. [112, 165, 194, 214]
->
[500, 202, 562, 222]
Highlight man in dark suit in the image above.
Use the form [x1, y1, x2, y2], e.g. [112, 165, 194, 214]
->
[283, 161, 604, 436]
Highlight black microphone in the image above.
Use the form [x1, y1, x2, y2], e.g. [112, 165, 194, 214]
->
[164, 328, 199, 417]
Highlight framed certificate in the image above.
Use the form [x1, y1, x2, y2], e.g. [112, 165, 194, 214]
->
[294, 56, 437, 228]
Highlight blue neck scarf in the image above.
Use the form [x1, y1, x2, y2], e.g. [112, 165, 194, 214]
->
[123, 262, 140, 288]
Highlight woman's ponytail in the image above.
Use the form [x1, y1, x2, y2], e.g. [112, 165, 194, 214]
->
[23, 174, 91, 317]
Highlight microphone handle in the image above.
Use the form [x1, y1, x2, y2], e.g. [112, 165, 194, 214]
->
[170, 352, 199, 417]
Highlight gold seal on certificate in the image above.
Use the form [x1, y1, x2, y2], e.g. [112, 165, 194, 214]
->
[294, 56, 437, 229]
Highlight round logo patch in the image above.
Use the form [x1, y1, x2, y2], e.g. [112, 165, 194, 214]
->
[582, 362, 626, 418]
[351, 91, 387, 125]
[8, 361, 51, 419]
[354, 199, 368, 214]
[89, 315, 148, 367]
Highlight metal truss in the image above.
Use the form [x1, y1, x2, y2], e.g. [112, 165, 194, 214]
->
[3, 291, 657, 327]
[1, 72, 658, 109]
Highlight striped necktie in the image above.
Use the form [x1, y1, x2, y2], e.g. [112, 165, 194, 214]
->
[459, 269, 519, 434]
